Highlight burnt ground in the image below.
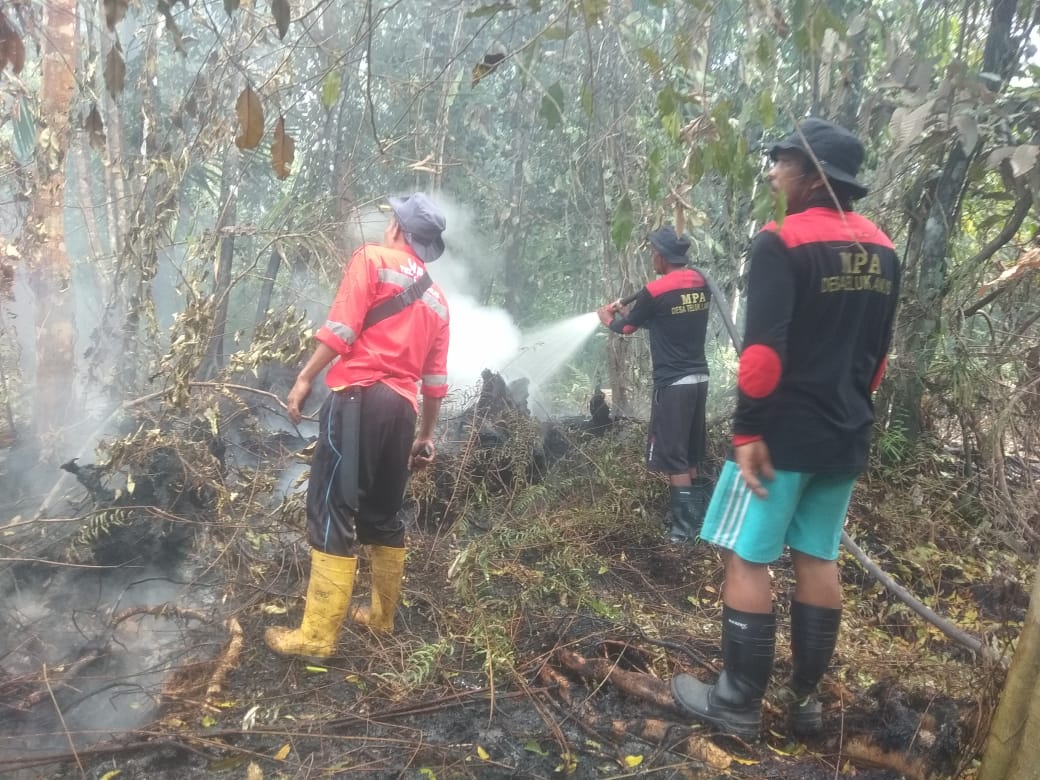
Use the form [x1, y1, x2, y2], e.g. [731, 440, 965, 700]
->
[0, 407, 1029, 780]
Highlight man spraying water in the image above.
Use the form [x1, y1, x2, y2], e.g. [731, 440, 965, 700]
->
[596, 225, 712, 543]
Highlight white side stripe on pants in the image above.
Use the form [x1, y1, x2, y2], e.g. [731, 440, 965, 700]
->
[715, 475, 753, 549]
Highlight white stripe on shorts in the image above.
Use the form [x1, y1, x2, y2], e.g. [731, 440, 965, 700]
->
[715, 473, 753, 549]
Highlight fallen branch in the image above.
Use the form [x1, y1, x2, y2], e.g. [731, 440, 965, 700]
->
[205, 618, 243, 699]
[843, 735, 929, 780]
[112, 604, 210, 626]
[841, 531, 1006, 667]
[608, 717, 732, 771]
[12, 650, 105, 711]
[555, 649, 733, 770]
[556, 648, 675, 711]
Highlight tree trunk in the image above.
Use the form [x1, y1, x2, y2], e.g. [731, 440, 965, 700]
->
[500, 87, 533, 321]
[253, 246, 282, 338]
[27, 0, 78, 443]
[979, 556, 1040, 779]
[201, 148, 240, 378]
[889, 0, 1019, 442]
[429, 10, 464, 191]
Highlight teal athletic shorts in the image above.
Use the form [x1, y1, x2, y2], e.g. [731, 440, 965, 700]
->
[700, 460, 858, 563]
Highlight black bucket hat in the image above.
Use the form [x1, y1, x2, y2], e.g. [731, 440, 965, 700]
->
[769, 118, 869, 199]
[389, 193, 447, 263]
[647, 225, 691, 265]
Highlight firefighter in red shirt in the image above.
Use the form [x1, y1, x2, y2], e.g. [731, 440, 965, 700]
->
[265, 193, 450, 658]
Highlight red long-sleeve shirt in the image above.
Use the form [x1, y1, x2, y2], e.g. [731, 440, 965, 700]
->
[315, 243, 450, 411]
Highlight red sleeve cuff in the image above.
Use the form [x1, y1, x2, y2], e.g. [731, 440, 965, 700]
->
[870, 356, 888, 393]
[314, 327, 348, 355]
[732, 434, 763, 447]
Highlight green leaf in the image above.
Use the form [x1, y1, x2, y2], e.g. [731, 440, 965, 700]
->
[580, 81, 594, 117]
[466, 2, 516, 17]
[588, 597, 620, 619]
[207, 756, 246, 772]
[638, 46, 663, 75]
[542, 25, 572, 40]
[610, 194, 635, 250]
[757, 91, 775, 128]
[657, 85, 677, 116]
[755, 32, 775, 69]
[662, 111, 681, 143]
[648, 145, 663, 201]
[321, 71, 342, 109]
[540, 82, 565, 128]
[687, 147, 704, 187]
[525, 739, 550, 755]
[579, 0, 608, 27]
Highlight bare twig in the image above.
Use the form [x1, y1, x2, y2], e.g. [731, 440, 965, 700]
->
[42, 664, 85, 777]
[14, 651, 105, 711]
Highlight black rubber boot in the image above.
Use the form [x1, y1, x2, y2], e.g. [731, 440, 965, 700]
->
[671, 607, 776, 740]
[690, 477, 712, 526]
[776, 601, 842, 736]
[667, 486, 701, 543]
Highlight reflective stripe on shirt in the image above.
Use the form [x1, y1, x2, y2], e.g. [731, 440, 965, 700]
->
[325, 320, 357, 345]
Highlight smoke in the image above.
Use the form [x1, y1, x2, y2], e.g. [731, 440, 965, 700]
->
[344, 194, 523, 394]
[0, 567, 205, 762]
[289, 193, 601, 415]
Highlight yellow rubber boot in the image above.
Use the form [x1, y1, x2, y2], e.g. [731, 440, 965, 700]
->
[353, 545, 406, 633]
[265, 550, 357, 658]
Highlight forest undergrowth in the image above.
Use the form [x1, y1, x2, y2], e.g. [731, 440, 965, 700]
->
[0, 393, 1034, 780]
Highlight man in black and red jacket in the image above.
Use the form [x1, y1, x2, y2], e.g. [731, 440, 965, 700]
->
[597, 226, 712, 543]
[670, 119, 900, 739]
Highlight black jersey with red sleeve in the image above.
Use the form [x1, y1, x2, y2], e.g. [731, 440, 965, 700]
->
[608, 267, 711, 389]
[734, 207, 900, 474]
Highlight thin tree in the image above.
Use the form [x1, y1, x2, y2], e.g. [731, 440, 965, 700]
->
[26, 0, 78, 445]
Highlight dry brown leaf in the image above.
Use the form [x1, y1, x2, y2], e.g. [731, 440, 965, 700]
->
[104, 42, 126, 98]
[246, 762, 263, 780]
[0, 12, 26, 75]
[271, 115, 294, 179]
[1010, 144, 1039, 179]
[271, 0, 290, 40]
[273, 742, 291, 760]
[103, 0, 129, 31]
[979, 247, 1040, 295]
[235, 86, 264, 150]
[84, 104, 107, 150]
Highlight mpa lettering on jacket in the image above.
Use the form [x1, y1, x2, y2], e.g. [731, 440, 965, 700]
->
[820, 251, 894, 295]
[671, 291, 709, 314]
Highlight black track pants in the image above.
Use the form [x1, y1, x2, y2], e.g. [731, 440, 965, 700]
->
[306, 383, 417, 555]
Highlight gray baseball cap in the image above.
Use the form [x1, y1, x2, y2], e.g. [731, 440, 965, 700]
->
[648, 225, 691, 265]
[388, 193, 446, 263]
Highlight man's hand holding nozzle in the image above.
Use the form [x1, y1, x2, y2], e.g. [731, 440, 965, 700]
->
[597, 299, 623, 327]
